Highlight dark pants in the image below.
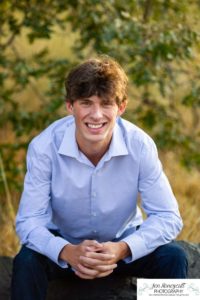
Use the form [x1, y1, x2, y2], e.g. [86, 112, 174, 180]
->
[11, 241, 188, 300]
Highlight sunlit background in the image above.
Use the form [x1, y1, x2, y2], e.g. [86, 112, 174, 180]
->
[0, 0, 200, 257]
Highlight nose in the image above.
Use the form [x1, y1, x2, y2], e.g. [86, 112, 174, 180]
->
[91, 104, 103, 119]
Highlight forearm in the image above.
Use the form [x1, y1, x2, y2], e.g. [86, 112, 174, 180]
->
[122, 213, 183, 263]
[17, 222, 69, 267]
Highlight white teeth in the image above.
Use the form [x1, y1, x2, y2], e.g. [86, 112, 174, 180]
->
[87, 123, 103, 129]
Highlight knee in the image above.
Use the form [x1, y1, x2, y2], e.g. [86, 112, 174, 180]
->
[156, 242, 188, 267]
[152, 242, 188, 278]
[166, 243, 187, 261]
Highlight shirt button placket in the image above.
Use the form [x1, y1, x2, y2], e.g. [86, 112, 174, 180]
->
[91, 171, 97, 236]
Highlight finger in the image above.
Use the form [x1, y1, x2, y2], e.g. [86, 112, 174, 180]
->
[82, 240, 103, 253]
[95, 263, 117, 272]
[80, 255, 117, 269]
[75, 270, 97, 280]
[96, 269, 114, 278]
[77, 263, 99, 276]
[84, 252, 116, 261]
[86, 243, 103, 252]
[83, 240, 103, 248]
[86, 245, 103, 252]
[75, 267, 115, 279]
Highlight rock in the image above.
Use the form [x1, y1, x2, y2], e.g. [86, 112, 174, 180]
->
[0, 257, 13, 300]
[0, 241, 199, 300]
[178, 241, 200, 279]
[47, 275, 136, 300]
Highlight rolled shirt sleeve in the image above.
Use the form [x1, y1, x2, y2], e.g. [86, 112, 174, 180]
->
[121, 138, 183, 263]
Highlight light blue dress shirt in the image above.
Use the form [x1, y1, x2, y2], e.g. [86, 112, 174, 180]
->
[16, 116, 183, 268]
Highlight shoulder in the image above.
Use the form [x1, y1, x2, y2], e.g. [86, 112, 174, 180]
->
[118, 118, 160, 175]
[118, 117, 156, 152]
[28, 115, 74, 156]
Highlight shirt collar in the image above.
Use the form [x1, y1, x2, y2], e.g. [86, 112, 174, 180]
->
[58, 118, 128, 160]
[58, 121, 80, 158]
[104, 120, 128, 161]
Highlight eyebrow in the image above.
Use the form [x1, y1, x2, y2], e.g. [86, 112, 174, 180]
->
[78, 97, 115, 104]
[78, 98, 92, 101]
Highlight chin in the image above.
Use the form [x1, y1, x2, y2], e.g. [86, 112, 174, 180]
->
[86, 134, 106, 143]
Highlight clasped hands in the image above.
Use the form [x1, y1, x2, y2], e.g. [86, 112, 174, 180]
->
[59, 240, 130, 279]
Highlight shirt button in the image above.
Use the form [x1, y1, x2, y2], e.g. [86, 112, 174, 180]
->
[92, 192, 96, 197]
[93, 230, 97, 233]
[92, 212, 97, 217]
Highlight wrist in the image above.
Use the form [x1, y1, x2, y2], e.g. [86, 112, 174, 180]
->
[118, 241, 131, 260]
[59, 243, 74, 261]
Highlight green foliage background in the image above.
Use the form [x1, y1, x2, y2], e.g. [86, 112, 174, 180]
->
[0, 1, 200, 230]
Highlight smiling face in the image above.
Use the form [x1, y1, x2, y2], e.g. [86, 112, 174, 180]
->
[66, 95, 126, 156]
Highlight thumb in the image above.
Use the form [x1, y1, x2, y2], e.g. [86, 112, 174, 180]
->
[86, 240, 104, 252]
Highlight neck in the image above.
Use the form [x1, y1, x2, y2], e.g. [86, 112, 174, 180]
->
[77, 140, 111, 166]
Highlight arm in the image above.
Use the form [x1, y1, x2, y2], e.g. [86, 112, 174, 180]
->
[16, 142, 69, 267]
[121, 139, 183, 262]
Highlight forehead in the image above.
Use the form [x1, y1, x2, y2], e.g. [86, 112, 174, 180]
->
[77, 95, 116, 103]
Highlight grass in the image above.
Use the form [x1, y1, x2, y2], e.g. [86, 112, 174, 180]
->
[161, 152, 200, 242]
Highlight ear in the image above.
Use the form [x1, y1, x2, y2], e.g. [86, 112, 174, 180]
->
[66, 101, 73, 114]
[117, 101, 127, 116]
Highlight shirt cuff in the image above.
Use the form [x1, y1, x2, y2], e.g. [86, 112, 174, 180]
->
[44, 236, 70, 268]
[121, 233, 150, 263]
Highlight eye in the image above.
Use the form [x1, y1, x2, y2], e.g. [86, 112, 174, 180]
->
[102, 101, 114, 107]
[80, 100, 91, 106]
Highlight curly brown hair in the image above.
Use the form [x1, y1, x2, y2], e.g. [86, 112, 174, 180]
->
[65, 55, 128, 106]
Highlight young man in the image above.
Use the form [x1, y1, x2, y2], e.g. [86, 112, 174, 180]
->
[11, 56, 188, 300]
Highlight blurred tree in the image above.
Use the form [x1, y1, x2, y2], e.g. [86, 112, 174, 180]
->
[67, 0, 200, 168]
[0, 0, 200, 201]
